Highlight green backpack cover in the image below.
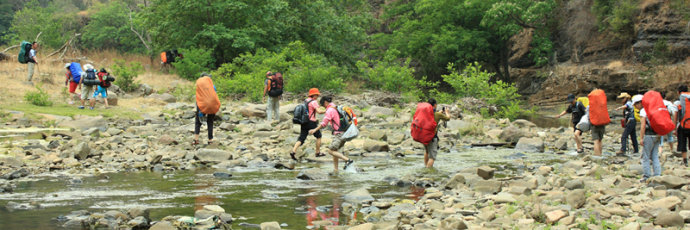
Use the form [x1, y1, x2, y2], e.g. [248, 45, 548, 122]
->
[17, 41, 32, 64]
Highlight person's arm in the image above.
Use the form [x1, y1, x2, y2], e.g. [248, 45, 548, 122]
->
[310, 108, 332, 134]
[614, 105, 626, 111]
[555, 110, 567, 118]
[263, 79, 270, 101]
[640, 118, 646, 147]
[673, 112, 678, 135]
[78, 73, 83, 89]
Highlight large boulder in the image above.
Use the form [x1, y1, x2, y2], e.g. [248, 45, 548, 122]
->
[477, 166, 495, 180]
[440, 216, 467, 230]
[195, 149, 232, 162]
[649, 175, 688, 189]
[296, 168, 328, 180]
[444, 173, 466, 189]
[344, 187, 375, 204]
[653, 211, 684, 227]
[498, 126, 529, 143]
[240, 105, 266, 118]
[366, 106, 395, 118]
[566, 189, 586, 209]
[260, 222, 281, 230]
[74, 142, 91, 160]
[147, 93, 176, 103]
[446, 120, 472, 132]
[515, 137, 544, 152]
[59, 115, 107, 131]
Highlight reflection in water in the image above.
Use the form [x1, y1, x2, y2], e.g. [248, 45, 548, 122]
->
[194, 178, 217, 211]
[305, 193, 341, 227]
[408, 186, 425, 201]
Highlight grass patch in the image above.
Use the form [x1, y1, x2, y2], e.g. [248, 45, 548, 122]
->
[7, 103, 142, 120]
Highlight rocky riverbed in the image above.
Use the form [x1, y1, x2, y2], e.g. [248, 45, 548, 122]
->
[1, 92, 690, 229]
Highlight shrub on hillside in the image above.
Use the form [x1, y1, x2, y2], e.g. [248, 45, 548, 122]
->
[111, 59, 143, 92]
[356, 49, 429, 101]
[24, 85, 52, 106]
[172, 48, 215, 80]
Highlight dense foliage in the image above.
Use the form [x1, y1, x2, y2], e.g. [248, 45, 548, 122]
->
[111, 59, 143, 92]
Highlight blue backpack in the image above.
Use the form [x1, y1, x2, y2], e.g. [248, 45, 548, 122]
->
[69, 62, 83, 82]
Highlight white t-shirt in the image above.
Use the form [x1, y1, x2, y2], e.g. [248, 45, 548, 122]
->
[29, 49, 36, 59]
[664, 100, 677, 114]
[640, 108, 647, 119]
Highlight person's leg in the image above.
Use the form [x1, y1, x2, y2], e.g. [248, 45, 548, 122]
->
[630, 120, 639, 153]
[424, 145, 430, 166]
[207, 114, 215, 141]
[326, 135, 350, 172]
[621, 120, 634, 153]
[426, 137, 438, 168]
[103, 89, 109, 107]
[266, 98, 273, 121]
[194, 108, 202, 142]
[652, 136, 662, 177]
[574, 129, 583, 151]
[292, 141, 302, 153]
[594, 140, 602, 156]
[80, 85, 87, 108]
[27, 62, 34, 82]
[680, 129, 689, 166]
[312, 121, 323, 156]
[641, 136, 652, 181]
[273, 97, 280, 121]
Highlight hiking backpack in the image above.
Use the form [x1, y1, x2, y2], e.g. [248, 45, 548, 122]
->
[292, 100, 313, 125]
[577, 97, 590, 108]
[160, 52, 167, 64]
[678, 92, 690, 129]
[642, 91, 674, 135]
[166, 51, 176, 63]
[588, 89, 610, 126]
[17, 41, 32, 64]
[83, 69, 100, 86]
[411, 102, 438, 145]
[196, 76, 221, 114]
[98, 72, 113, 88]
[268, 72, 284, 97]
[336, 106, 356, 132]
[69, 62, 83, 83]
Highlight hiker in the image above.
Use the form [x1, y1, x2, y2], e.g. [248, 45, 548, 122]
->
[416, 98, 450, 168]
[93, 68, 111, 108]
[660, 91, 677, 154]
[290, 88, 325, 160]
[26, 42, 38, 82]
[588, 89, 610, 157]
[555, 94, 586, 154]
[639, 94, 662, 182]
[308, 96, 354, 172]
[263, 71, 284, 122]
[64, 63, 79, 105]
[676, 85, 690, 166]
[79, 64, 99, 110]
[193, 73, 221, 145]
[615, 93, 638, 155]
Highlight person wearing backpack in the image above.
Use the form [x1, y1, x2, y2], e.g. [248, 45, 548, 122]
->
[676, 85, 690, 167]
[659, 91, 677, 155]
[26, 42, 39, 82]
[92, 68, 111, 108]
[290, 88, 326, 160]
[415, 98, 451, 168]
[263, 71, 284, 122]
[193, 73, 221, 145]
[78, 64, 99, 110]
[308, 96, 354, 172]
[639, 94, 663, 182]
[615, 93, 638, 156]
[64, 63, 79, 105]
[555, 94, 587, 154]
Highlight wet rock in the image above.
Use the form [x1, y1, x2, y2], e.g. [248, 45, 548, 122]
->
[366, 106, 394, 118]
[564, 178, 584, 190]
[296, 168, 327, 180]
[515, 137, 544, 152]
[477, 166, 495, 180]
[240, 105, 266, 118]
[555, 137, 568, 150]
[204, 205, 225, 213]
[127, 208, 149, 220]
[213, 172, 232, 179]
[62, 219, 86, 229]
[2, 168, 29, 180]
[195, 149, 232, 162]
[127, 216, 149, 228]
[653, 211, 684, 227]
[362, 140, 389, 152]
[260, 221, 281, 230]
[149, 221, 175, 230]
[649, 175, 687, 189]
[545, 210, 568, 224]
[158, 135, 176, 145]
[74, 142, 91, 160]
[444, 173, 466, 189]
[344, 187, 375, 204]
[59, 115, 107, 131]
[566, 189, 586, 209]
[492, 193, 516, 204]
[498, 126, 529, 143]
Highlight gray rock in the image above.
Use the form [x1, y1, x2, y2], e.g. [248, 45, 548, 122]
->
[446, 120, 472, 132]
[127, 208, 149, 219]
[653, 211, 684, 227]
[472, 180, 502, 194]
[512, 119, 537, 128]
[367, 106, 395, 117]
[2, 168, 29, 180]
[492, 193, 516, 204]
[440, 216, 467, 229]
[650, 196, 682, 210]
[296, 168, 328, 180]
[555, 137, 569, 150]
[74, 142, 90, 160]
[649, 175, 688, 189]
[679, 210, 690, 223]
[147, 93, 177, 103]
[59, 115, 107, 131]
[348, 223, 374, 230]
[149, 221, 176, 230]
[362, 140, 389, 152]
[564, 178, 584, 190]
[127, 216, 149, 228]
[213, 172, 232, 179]
[204, 205, 225, 213]
[344, 187, 375, 204]
[498, 126, 529, 143]
[515, 137, 544, 152]
[566, 189, 586, 209]
[444, 173, 466, 189]
[619, 222, 640, 230]
[240, 105, 266, 118]
[195, 149, 232, 162]
[477, 166, 495, 180]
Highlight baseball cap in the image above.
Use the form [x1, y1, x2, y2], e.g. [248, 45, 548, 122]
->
[632, 95, 643, 104]
[566, 94, 575, 103]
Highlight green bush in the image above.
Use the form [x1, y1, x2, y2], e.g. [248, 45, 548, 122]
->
[111, 59, 143, 92]
[172, 48, 215, 80]
[24, 85, 52, 106]
[357, 49, 430, 101]
[213, 41, 346, 101]
[592, 0, 638, 41]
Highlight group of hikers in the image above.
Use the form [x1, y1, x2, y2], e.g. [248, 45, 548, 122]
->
[63, 62, 115, 109]
[556, 87, 690, 182]
[192, 71, 456, 173]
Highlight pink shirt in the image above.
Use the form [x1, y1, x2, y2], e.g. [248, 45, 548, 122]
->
[307, 99, 319, 122]
[320, 103, 342, 134]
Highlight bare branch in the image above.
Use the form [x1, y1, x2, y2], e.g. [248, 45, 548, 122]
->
[1, 45, 20, 53]
[129, 9, 151, 51]
[34, 31, 42, 42]
[47, 33, 81, 57]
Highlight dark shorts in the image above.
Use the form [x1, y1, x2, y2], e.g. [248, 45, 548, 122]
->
[297, 121, 322, 144]
[591, 125, 605, 141]
[678, 129, 690, 152]
[328, 133, 347, 151]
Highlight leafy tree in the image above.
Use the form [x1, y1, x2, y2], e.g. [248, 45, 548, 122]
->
[172, 48, 215, 80]
[356, 49, 427, 101]
[80, 1, 147, 53]
[5, 0, 81, 49]
[592, 0, 638, 41]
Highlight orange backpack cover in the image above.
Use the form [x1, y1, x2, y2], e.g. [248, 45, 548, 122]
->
[411, 103, 437, 145]
[679, 92, 690, 129]
[588, 89, 610, 126]
[196, 76, 220, 114]
[160, 52, 167, 63]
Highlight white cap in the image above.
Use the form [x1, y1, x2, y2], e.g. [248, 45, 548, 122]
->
[64, 63, 70, 68]
[84, 64, 94, 70]
[632, 95, 643, 104]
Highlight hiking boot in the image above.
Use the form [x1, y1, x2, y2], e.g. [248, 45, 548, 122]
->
[315, 152, 326, 157]
[290, 152, 297, 161]
[684, 158, 688, 167]
[343, 159, 354, 170]
[78, 106, 85, 109]
[615, 150, 625, 156]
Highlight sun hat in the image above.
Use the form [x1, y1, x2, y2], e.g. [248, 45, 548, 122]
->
[308, 88, 320, 97]
[84, 64, 94, 70]
[631, 95, 643, 104]
[64, 63, 70, 68]
[617, 92, 631, 99]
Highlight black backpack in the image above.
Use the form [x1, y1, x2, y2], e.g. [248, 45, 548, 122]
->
[83, 69, 100, 86]
[292, 99, 313, 125]
[268, 72, 284, 97]
[336, 106, 352, 132]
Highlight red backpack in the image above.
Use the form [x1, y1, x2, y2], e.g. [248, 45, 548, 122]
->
[588, 89, 610, 126]
[268, 72, 284, 97]
[642, 91, 674, 135]
[411, 103, 437, 145]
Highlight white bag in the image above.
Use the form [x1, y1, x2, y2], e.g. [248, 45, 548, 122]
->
[341, 124, 359, 141]
[576, 110, 591, 132]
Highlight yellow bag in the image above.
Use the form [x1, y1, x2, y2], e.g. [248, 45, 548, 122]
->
[577, 97, 589, 108]
[634, 107, 641, 122]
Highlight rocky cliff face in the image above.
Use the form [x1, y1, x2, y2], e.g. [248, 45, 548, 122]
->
[633, 0, 690, 62]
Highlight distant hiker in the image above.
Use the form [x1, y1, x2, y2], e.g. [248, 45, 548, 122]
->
[26, 42, 38, 82]
[411, 98, 450, 168]
[588, 89, 610, 156]
[290, 88, 325, 160]
[615, 92, 637, 156]
[659, 91, 677, 154]
[64, 63, 79, 105]
[193, 73, 221, 145]
[639, 91, 675, 182]
[556, 94, 586, 154]
[79, 64, 100, 110]
[264, 71, 284, 122]
[308, 96, 354, 172]
[676, 85, 690, 166]
[93, 68, 113, 108]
